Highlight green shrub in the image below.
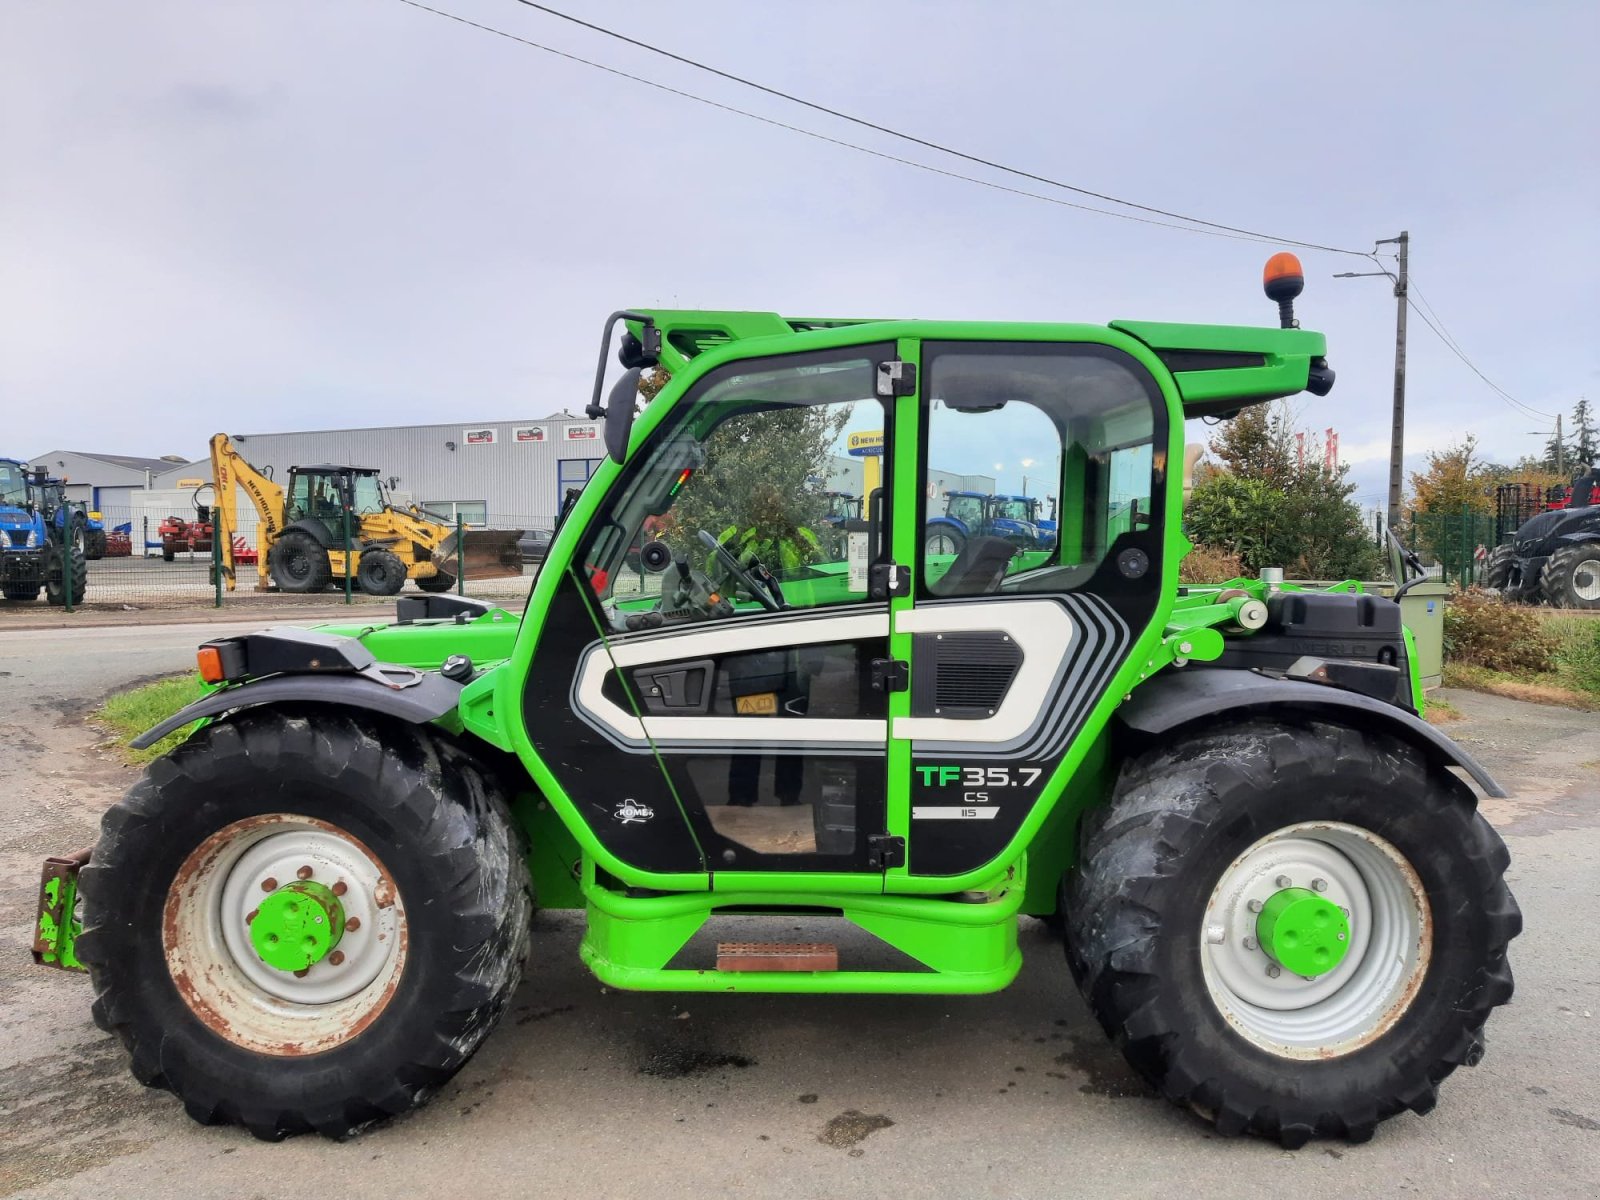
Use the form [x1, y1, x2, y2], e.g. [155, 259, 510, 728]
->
[1442, 590, 1557, 673]
[1549, 617, 1600, 694]
[1179, 544, 1245, 584]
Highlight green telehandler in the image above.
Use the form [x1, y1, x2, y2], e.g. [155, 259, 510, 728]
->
[35, 254, 1518, 1146]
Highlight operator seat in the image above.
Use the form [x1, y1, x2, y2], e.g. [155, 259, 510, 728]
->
[931, 535, 1017, 597]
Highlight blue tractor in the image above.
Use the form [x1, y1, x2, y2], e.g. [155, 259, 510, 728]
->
[923, 490, 1052, 557]
[0, 459, 88, 605]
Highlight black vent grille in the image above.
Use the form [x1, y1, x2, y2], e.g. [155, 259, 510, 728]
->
[911, 631, 1024, 718]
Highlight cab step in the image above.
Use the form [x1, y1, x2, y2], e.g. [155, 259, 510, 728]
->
[717, 942, 839, 972]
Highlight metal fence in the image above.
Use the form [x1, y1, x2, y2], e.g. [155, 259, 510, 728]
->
[0, 505, 556, 615]
[1406, 508, 1498, 591]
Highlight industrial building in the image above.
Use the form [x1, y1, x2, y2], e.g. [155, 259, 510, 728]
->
[25, 450, 190, 512]
[142, 417, 998, 532]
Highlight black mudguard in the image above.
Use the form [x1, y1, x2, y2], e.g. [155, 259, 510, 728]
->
[130, 672, 464, 749]
[1117, 668, 1506, 798]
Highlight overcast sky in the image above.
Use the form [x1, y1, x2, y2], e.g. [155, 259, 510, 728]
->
[3, 0, 1596, 511]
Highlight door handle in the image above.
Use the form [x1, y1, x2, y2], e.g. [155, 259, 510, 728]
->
[633, 659, 714, 714]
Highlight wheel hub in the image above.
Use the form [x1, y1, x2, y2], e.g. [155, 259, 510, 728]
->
[250, 879, 345, 972]
[1256, 886, 1350, 978]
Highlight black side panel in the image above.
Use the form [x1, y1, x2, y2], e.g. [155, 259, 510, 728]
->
[1117, 668, 1506, 798]
[283, 517, 335, 547]
[1212, 591, 1411, 709]
[910, 631, 1023, 718]
[519, 570, 705, 874]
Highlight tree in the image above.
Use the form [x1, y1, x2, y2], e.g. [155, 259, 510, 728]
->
[1207, 404, 1294, 480]
[1407, 436, 1492, 516]
[654, 401, 849, 573]
[1571, 397, 1597, 469]
[1186, 402, 1379, 578]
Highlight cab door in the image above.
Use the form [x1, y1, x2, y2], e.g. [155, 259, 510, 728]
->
[520, 343, 905, 882]
[890, 339, 1171, 879]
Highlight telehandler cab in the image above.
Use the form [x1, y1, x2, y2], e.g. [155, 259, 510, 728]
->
[37, 255, 1519, 1147]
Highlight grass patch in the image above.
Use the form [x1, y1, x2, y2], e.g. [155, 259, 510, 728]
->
[1441, 662, 1598, 711]
[1423, 696, 1463, 725]
[98, 674, 208, 762]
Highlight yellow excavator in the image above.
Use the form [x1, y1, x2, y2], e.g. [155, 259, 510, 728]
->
[209, 433, 522, 595]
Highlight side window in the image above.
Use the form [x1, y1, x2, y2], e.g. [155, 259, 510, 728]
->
[584, 351, 892, 615]
[920, 343, 1163, 597]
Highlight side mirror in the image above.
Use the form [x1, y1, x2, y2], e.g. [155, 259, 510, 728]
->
[605, 367, 641, 464]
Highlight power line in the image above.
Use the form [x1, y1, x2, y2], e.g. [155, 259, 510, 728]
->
[400, 0, 1370, 255]
[1405, 275, 1556, 421]
[391, 1, 1314, 246]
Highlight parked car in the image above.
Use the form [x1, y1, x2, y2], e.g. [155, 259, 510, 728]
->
[517, 528, 552, 565]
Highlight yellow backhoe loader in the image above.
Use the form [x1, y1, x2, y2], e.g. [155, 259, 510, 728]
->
[209, 433, 522, 595]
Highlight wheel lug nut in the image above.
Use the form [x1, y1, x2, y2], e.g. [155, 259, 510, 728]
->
[1206, 924, 1226, 944]
[293, 968, 309, 978]
[1301, 975, 1317, 982]
[1312, 878, 1329, 892]
[332, 880, 348, 897]
[260, 877, 277, 892]
[1243, 935, 1258, 951]
[1266, 965, 1282, 979]
[1275, 875, 1292, 888]
[328, 951, 345, 966]
[296, 865, 314, 880]
[345, 917, 361, 932]
[1247, 899, 1263, 913]
[245, 909, 258, 924]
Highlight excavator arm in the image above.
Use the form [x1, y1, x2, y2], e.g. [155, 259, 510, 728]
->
[210, 433, 286, 591]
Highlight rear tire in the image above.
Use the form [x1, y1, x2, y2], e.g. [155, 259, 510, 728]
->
[1484, 545, 1515, 591]
[269, 531, 332, 593]
[355, 548, 406, 596]
[1065, 716, 1519, 1146]
[416, 569, 455, 593]
[1540, 542, 1600, 609]
[78, 709, 532, 1141]
[44, 546, 88, 606]
[162, 544, 176, 563]
[86, 529, 107, 560]
[924, 525, 965, 557]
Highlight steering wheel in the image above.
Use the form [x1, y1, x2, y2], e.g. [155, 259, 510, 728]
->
[698, 529, 781, 612]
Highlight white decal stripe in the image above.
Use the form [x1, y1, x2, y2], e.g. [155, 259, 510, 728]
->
[575, 611, 891, 747]
[892, 599, 1075, 745]
[912, 807, 1001, 820]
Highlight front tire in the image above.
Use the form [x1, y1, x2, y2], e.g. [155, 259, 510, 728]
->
[78, 709, 532, 1140]
[356, 548, 406, 596]
[44, 545, 87, 606]
[1540, 542, 1600, 609]
[416, 569, 455, 593]
[269, 530, 332, 593]
[1484, 544, 1515, 591]
[1065, 716, 1519, 1146]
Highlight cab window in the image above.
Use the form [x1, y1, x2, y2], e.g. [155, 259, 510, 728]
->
[582, 349, 892, 619]
[920, 342, 1164, 598]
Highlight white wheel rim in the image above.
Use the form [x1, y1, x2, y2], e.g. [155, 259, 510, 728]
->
[163, 814, 407, 1056]
[1199, 822, 1430, 1059]
[928, 533, 958, 555]
[1572, 557, 1600, 602]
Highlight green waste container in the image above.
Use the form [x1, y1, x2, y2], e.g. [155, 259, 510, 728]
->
[1398, 581, 1450, 691]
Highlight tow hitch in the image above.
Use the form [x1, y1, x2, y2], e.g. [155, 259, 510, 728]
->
[33, 848, 91, 971]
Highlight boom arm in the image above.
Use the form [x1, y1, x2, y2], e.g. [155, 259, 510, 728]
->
[210, 433, 285, 591]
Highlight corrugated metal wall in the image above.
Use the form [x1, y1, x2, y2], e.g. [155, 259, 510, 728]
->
[224, 417, 604, 528]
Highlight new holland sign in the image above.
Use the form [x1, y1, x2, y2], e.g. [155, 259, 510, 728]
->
[846, 431, 884, 458]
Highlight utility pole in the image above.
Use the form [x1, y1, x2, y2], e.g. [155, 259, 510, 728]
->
[1335, 231, 1409, 532]
[1379, 231, 1409, 533]
[1556, 413, 1565, 476]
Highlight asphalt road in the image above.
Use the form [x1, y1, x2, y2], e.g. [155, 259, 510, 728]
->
[1, 619, 1597, 1199]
